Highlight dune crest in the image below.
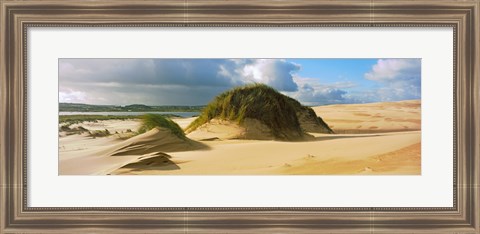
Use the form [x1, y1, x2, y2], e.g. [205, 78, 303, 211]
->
[104, 127, 206, 156]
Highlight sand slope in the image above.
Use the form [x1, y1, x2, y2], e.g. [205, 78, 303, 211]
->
[112, 131, 420, 175]
[59, 126, 206, 175]
[187, 118, 313, 141]
[59, 133, 141, 175]
[186, 119, 247, 140]
[312, 100, 420, 133]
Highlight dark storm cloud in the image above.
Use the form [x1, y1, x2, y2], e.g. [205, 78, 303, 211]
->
[59, 58, 300, 105]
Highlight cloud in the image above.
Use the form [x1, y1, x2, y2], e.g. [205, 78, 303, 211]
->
[365, 58, 421, 81]
[293, 87, 348, 105]
[241, 59, 299, 91]
[59, 58, 421, 106]
[59, 59, 301, 105]
[363, 58, 421, 101]
[151, 59, 242, 87]
[59, 59, 300, 90]
[285, 58, 421, 105]
[59, 89, 86, 103]
[284, 77, 355, 105]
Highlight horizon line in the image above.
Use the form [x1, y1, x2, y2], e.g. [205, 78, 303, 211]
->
[59, 99, 421, 107]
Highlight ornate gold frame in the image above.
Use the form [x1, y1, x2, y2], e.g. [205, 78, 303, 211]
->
[1, 0, 479, 233]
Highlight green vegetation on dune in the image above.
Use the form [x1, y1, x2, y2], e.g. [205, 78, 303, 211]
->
[186, 84, 307, 140]
[138, 114, 186, 139]
[59, 125, 89, 136]
[89, 129, 111, 138]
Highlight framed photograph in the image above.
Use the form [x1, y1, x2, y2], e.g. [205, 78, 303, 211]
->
[1, 0, 479, 233]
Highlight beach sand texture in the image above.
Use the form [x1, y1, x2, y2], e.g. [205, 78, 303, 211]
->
[59, 100, 421, 175]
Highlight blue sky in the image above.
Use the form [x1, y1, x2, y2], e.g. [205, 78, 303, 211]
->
[287, 59, 378, 81]
[286, 58, 380, 93]
[59, 58, 421, 106]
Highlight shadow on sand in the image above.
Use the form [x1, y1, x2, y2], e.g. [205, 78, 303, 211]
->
[312, 134, 383, 142]
[118, 152, 181, 171]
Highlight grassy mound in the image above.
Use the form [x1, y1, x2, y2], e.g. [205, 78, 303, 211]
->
[186, 84, 312, 140]
[138, 114, 185, 139]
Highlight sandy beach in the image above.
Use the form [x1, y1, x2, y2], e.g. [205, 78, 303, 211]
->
[59, 100, 421, 175]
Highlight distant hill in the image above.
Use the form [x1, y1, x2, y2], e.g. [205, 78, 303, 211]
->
[124, 104, 153, 111]
[59, 103, 205, 112]
[185, 84, 333, 141]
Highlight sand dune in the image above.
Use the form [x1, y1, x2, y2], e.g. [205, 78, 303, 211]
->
[59, 126, 205, 175]
[59, 99, 421, 175]
[312, 100, 420, 133]
[59, 135, 140, 175]
[61, 129, 421, 175]
[103, 127, 206, 156]
[112, 131, 420, 175]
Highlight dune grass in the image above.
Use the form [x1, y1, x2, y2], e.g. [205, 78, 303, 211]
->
[138, 114, 186, 139]
[186, 84, 304, 140]
[89, 129, 111, 138]
[59, 125, 90, 136]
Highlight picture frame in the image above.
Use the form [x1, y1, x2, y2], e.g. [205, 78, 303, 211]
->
[1, 0, 478, 233]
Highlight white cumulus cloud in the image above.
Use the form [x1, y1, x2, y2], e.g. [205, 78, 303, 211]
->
[363, 58, 421, 102]
[365, 58, 421, 81]
[242, 59, 299, 92]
